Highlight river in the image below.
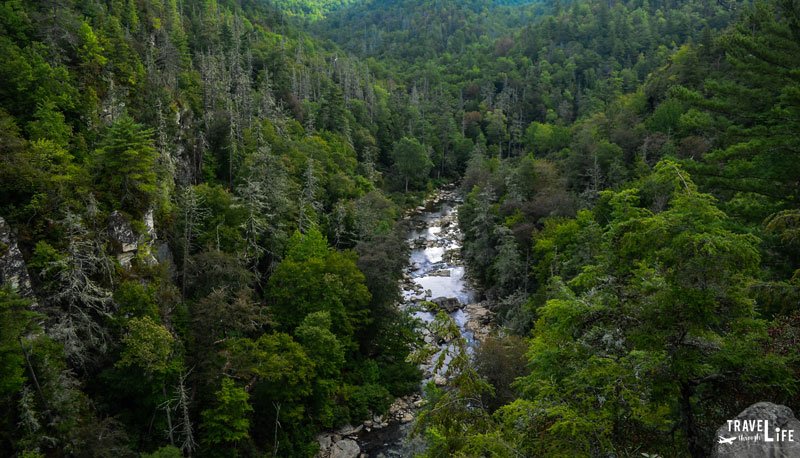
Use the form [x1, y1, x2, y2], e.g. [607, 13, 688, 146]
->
[356, 188, 487, 457]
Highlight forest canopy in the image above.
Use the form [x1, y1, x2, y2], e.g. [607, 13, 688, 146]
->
[0, 0, 799, 457]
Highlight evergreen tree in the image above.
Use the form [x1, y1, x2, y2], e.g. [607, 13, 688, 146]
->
[94, 115, 159, 217]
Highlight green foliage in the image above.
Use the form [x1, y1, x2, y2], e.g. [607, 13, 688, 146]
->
[93, 115, 158, 217]
[0, 287, 37, 397]
[646, 98, 684, 134]
[524, 121, 571, 155]
[269, 0, 359, 20]
[1, 0, 797, 455]
[268, 227, 371, 348]
[683, 0, 800, 217]
[502, 163, 794, 457]
[285, 228, 329, 262]
[114, 281, 158, 319]
[201, 378, 253, 447]
[392, 136, 433, 192]
[117, 316, 175, 376]
[141, 445, 183, 458]
[295, 311, 344, 379]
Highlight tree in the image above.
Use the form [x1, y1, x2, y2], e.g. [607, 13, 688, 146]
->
[392, 137, 432, 192]
[294, 311, 344, 380]
[508, 162, 794, 457]
[36, 212, 113, 367]
[94, 115, 158, 217]
[0, 286, 37, 397]
[294, 311, 344, 427]
[474, 334, 527, 412]
[267, 229, 371, 350]
[225, 333, 315, 455]
[201, 378, 253, 448]
[116, 316, 181, 448]
[117, 317, 174, 376]
[484, 109, 509, 157]
[411, 311, 497, 457]
[235, 147, 291, 272]
[681, 0, 800, 217]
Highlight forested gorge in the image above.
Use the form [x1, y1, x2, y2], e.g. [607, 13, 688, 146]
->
[0, 0, 798, 457]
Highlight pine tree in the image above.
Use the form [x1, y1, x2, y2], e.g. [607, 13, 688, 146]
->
[94, 115, 159, 217]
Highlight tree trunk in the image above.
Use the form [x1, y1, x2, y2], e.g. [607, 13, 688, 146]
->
[163, 383, 175, 446]
[680, 382, 704, 458]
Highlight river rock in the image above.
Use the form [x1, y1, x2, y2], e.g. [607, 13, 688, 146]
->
[431, 296, 462, 313]
[464, 303, 492, 341]
[336, 424, 363, 437]
[0, 216, 35, 299]
[711, 402, 800, 457]
[389, 398, 408, 415]
[317, 434, 332, 451]
[330, 439, 360, 458]
[442, 249, 460, 263]
[429, 269, 451, 277]
[401, 412, 414, 423]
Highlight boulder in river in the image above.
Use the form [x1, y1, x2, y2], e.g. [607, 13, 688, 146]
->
[330, 439, 360, 458]
[336, 424, 363, 437]
[711, 402, 800, 458]
[431, 296, 462, 313]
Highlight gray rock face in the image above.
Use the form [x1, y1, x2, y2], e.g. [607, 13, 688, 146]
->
[712, 402, 800, 458]
[330, 439, 360, 458]
[143, 208, 157, 241]
[0, 216, 34, 298]
[108, 211, 139, 253]
[107, 210, 159, 267]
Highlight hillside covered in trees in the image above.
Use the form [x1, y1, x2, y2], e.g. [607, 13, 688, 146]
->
[0, 0, 798, 457]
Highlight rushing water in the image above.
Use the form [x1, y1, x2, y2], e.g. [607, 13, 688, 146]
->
[358, 190, 480, 457]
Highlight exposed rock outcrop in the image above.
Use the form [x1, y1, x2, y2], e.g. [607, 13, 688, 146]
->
[0, 216, 35, 299]
[711, 402, 800, 458]
[108, 211, 139, 253]
[107, 210, 158, 267]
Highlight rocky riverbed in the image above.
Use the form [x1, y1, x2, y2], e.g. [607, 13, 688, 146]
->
[316, 188, 492, 458]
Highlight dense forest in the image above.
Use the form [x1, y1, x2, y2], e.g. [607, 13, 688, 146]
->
[0, 0, 798, 457]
